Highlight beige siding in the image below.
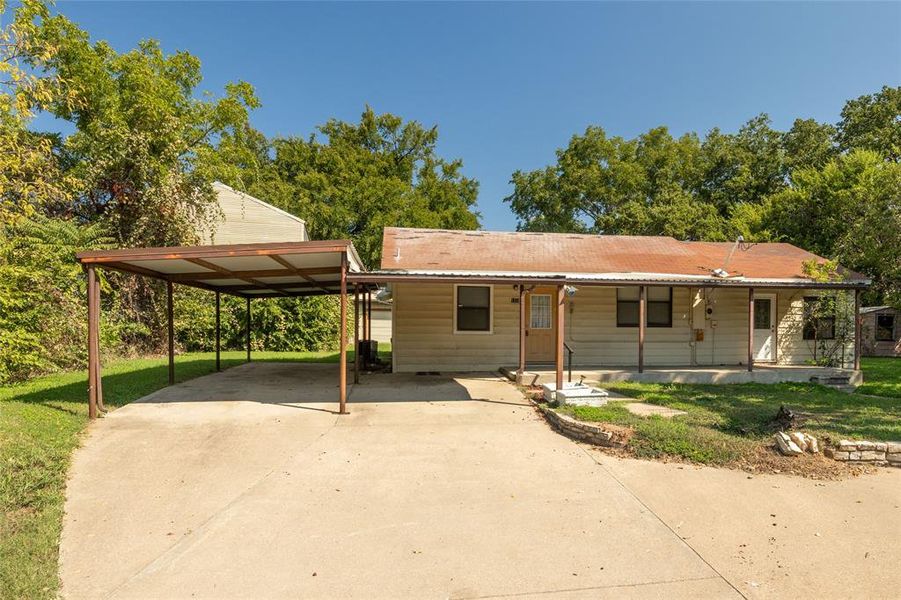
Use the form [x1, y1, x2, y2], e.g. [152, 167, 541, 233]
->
[370, 308, 392, 344]
[564, 286, 693, 366]
[393, 283, 519, 372]
[692, 288, 751, 366]
[392, 284, 859, 372]
[776, 289, 856, 366]
[198, 184, 307, 245]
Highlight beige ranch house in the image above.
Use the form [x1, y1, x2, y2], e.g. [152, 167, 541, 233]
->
[358, 228, 869, 386]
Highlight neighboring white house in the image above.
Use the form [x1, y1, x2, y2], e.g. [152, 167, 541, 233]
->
[198, 182, 308, 245]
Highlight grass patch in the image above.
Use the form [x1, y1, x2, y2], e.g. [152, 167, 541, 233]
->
[856, 357, 901, 398]
[0, 349, 381, 599]
[557, 360, 900, 467]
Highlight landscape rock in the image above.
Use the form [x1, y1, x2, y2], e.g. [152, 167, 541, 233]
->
[806, 435, 819, 454]
[775, 432, 804, 456]
[789, 431, 808, 452]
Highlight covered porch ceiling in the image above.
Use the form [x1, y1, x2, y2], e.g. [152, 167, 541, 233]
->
[77, 240, 369, 297]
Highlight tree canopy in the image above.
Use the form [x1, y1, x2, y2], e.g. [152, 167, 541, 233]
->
[209, 107, 480, 267]
[506, 87, 901, 304]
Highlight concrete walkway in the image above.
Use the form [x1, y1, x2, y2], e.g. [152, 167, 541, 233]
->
[59, 363, 898, 599]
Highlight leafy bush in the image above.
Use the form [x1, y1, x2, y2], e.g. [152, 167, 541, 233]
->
[0, 216, 111, 383]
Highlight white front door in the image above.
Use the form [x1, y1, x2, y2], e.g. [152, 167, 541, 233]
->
[753, 295, 776, 362]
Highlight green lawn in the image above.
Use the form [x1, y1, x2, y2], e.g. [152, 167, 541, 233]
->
[0, 348, 386, 600]
[559, 360, 901, 466]
[856, 357, 901, 398]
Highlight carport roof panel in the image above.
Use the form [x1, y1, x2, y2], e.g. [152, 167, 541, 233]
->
[76, 240, 367, 297]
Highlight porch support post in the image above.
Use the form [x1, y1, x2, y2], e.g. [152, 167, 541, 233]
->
[245, 297, 251, 363]
[86, 265, 99, 419]
[854, 288, 861, 370]
[353, 283, 360, 384]
[638, 285, 646, 373]
[555, 284, 565, 393]
[518, 284, 526, 376]
[748, 288, 755, 372]
[339, 252, 348, 414]
[215, 291, 221, 372]
[167, 281, 175, 385]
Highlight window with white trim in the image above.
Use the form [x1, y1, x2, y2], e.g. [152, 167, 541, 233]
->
[455, 285, 492, 332]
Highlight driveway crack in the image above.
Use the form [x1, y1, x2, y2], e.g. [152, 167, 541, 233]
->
[576, 446, 748, 600]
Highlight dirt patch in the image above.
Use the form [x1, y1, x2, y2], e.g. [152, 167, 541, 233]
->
[733, 445, 879, 480]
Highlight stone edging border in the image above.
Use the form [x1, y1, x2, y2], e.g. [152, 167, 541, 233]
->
[825, 440, 901, 467]
[536, 403, 629, 448]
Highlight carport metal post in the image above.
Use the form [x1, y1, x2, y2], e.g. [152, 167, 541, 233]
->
[363, 289, 369, 340]
[353, 283, 360, 384]
[215, 291, 221, 372]
[245, 297, 251, 362]
[747, 288, 755, 372]
[367, 289, 372, 340]
[339, 252, 348, 414]
[93, 272, 104, 412]
[854, 289, 861, 370]
[167, 281, 175, 385]
[86, 265, 99, 419]
[638, 285, 645, 373]
[555, 284, 564, 393]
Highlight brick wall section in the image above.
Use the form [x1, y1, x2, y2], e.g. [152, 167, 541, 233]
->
[538, 405, 629, 448]
[825, 441, 901, 467]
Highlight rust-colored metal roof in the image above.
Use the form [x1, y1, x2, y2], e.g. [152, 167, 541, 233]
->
[378, 228, 869, 286]
[77, 240, 367, 298]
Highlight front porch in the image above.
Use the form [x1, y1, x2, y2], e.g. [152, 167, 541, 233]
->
[506, 364, 863, 387]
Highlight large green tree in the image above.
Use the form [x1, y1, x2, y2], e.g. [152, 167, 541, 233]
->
[0, 0, 75, 226]
[26, 7, 259, 247]
[506, 88, 900, 306]
[211, 107, 481, 267]
[506, 116, 791, 240]
[765, 150, 901, 305]
[836, 86, 901, 161]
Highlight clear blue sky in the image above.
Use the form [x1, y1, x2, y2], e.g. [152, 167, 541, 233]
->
[44, 1, 901, 230]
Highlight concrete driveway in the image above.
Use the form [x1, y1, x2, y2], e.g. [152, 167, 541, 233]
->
[60, 363, 899, 599]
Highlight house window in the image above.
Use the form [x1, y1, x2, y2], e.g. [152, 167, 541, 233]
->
[616, 287, 672, 327]
[876, 314, 895, 341]
[455, 285, 492, 333]
[802, 297, 835, 340]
